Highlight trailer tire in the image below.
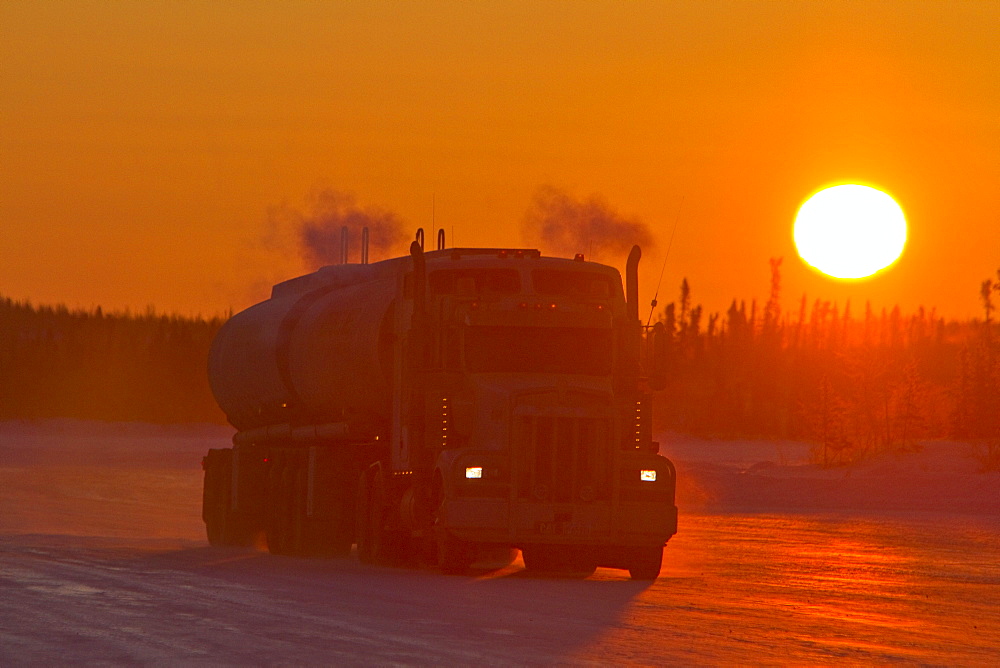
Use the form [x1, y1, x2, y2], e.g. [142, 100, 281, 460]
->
[220, 512, 255, 547]
[266, 460, 292, 555]
[356, 471, 375, 563]
[328, 491, 354, 558]
[309, 456, 353, 559]
[289, 464, 308, 556]
[356, 469, 401, 565]
[204, 498, 227, 547]
[368, 470, 408, 566]
[203, 449, 234, 547]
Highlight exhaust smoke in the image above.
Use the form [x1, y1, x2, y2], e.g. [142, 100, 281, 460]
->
[268, 189, 407, 266]
[521, 186, 655, 261]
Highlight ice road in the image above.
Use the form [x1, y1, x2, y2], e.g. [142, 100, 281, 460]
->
[1, 421, 998, 665]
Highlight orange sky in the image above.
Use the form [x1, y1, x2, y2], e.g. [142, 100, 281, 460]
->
[3, 1, 998, 320]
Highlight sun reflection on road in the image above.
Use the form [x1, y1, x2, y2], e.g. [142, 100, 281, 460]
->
[578, 513, 1000, 665]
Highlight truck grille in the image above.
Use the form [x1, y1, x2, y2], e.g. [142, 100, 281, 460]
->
[514, 415, 611, 503]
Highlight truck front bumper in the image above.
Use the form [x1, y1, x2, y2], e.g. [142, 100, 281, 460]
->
[440, 497, 678, 547]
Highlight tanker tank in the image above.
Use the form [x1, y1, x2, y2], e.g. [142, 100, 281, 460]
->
[208, 260, 404, 433]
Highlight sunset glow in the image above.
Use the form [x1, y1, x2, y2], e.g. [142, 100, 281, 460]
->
[2, 2, 1000, 318]
[793, 185, 907, 280]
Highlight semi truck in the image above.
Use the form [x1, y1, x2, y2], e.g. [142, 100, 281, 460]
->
[202, 230, 677, 579]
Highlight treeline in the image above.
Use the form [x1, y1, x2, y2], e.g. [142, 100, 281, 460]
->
[0, 297, 226, 423]
[650, 260, 1000, 466]
[4, 264, 1000, 463]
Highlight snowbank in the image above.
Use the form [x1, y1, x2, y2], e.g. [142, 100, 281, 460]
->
[660, 432, 1000, 516]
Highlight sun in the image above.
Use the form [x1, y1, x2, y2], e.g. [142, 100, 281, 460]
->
[793, 184, 907, 279]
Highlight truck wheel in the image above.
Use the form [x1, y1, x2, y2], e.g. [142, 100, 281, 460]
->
[627, 546, 663, 581]
[522, 546, 597, 577]
[481, 546, 518, 570]
[437, 534, 475, 575]
[522, 546, 560, 573]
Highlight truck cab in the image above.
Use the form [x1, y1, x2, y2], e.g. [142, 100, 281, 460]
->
[388, 247, 677, 577]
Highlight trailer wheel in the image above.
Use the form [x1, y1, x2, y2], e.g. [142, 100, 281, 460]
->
[303, 495, 353, 559]
[204, 495, 228, 547]
[327, 492, 354, 558]
[205, 515, 223, 546]
[307, 456, 353, 559]
[367, 473, 388, 562]
[357, 470, 399, 565]
[370, 470, 409, 566]
[355, 471, 375, 563]
[288, 464, 308, 556]
[266, 459, 291, 555]
[220, 511, 255, 548]
[203, 449, 232, 547]
[627, 546, 663, 581]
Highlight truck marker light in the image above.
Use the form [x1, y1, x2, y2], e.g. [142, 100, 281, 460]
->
[465, 467, 483, 479]
[634, 400, 643, 446]
[441, 398, 450, 447]
[640, 470, 657, 482]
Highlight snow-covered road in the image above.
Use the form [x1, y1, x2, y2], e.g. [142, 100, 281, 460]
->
[1, 421, 998, 665]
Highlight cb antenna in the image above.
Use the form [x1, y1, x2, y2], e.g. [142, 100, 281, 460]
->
[646, 197, 683, 327]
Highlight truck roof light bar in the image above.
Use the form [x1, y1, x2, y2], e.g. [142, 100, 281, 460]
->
[441, 248, 541, 260]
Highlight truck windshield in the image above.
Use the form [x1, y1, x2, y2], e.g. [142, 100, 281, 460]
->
[532, 270, 616, 298]
[465, 326, 613, 375]
[429, 268, 520, 294]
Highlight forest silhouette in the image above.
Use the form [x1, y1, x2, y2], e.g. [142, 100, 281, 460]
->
[649, 261, 1000, 468]
[0, 300, 224, 424]
[2, 261, 998, 468]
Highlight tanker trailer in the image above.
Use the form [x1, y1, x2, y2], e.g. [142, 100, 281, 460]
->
[203, 236, 678, 579]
